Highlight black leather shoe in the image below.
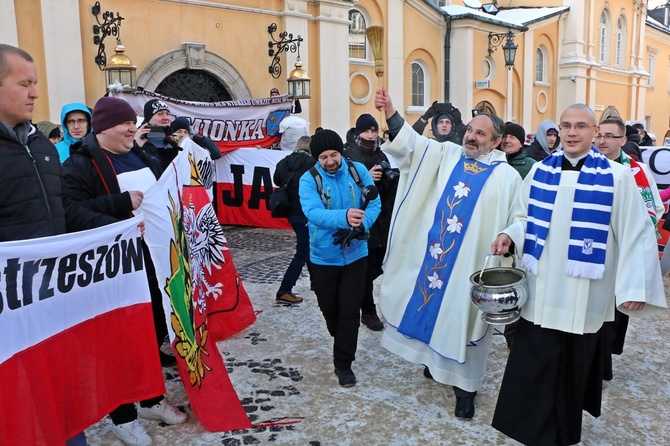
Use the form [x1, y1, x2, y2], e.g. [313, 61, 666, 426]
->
[361, 312, 384, 331]
[455, 396, 475, 419]
[423, 366, 433, 379]
[334, 366, 357, 387]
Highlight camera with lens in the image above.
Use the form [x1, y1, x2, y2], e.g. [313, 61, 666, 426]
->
[378, 160, 400, 182]
[145, 125, 171, 140]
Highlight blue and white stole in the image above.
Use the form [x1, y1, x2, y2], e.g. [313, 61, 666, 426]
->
[397, 157, 500, 343]
[521, 148, 614, 279]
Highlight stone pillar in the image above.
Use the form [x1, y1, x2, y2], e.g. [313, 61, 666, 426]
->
[40, 0, 87, 122]
[316, 2, 351, 136]
[0, 1, 19, 46]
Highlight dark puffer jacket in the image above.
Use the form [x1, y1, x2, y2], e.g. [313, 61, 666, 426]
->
[0, 122, 65, 241]
[273, 150, 315, 217]
[343, 138, 399, 250]
[61, 132, 161, 232]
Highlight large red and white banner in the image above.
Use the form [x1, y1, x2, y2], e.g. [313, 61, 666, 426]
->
[0, 217, 165, 446]
[215, 148, 292, 229]
[112, 90, 294, 152]
[139, 138, 256, 432]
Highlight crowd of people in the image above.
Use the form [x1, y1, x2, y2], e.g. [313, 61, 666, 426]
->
[2, 40, 668, 446]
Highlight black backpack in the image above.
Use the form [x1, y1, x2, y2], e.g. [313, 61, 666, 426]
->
[309, 159, 364, 208]
[269, 171, 295, 218]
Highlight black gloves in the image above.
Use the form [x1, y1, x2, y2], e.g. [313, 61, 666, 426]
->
[422, 101, 438, 120]
[332, 226, 368, 249]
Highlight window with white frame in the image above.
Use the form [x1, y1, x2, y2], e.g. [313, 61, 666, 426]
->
[535, 46, 547, 83]
[411, 62, 427, 107]
[648, 54, 656, 87]
[615, 15, 626, 68]
[348, 9, 367, 60]
[599, 10, 611, 64]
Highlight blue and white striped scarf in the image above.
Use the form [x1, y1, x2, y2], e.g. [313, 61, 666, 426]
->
[522, 148, 614, 280]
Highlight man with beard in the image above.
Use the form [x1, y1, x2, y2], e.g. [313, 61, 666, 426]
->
[343, 114, 399, 331]
[299, 129, 381, 387]
[374, 88, 523, 419]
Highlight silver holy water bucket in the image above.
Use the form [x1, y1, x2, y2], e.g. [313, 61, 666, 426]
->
[469, 254, 528, 325]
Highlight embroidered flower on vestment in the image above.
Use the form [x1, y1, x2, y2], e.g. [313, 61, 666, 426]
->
[447, 215, 463, 233]
[453, 181, 470, 198]
[429, 243, 443, 259]
[428, 271, 443, 289]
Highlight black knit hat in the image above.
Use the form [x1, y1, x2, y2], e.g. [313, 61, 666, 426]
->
[504, 122, 526, 145]
[142, 99, 170, 124]
[355, 114, 378, 135]
[170, 116, 191, 134]
[310, 129, 343, 160]
[91, 97, 137, 135]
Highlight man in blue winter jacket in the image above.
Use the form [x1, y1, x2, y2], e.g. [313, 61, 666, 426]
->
[55, 102, 92, 162]
[299, 129, 381, 387]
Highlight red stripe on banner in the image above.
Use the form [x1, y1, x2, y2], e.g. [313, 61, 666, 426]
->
[0, 303, 165, 446]
[216, 135, 282, 153]
[216, 183, 291, 229]
[174, 342, 252, 432]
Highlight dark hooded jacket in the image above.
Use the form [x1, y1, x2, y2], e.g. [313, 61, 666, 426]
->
[411, 105, 465, 144]
[343, 136, 398, 250]
[526, 120, 561, 161]
[273, 149, 316, 217]
[623, 126, 643, 161]
[0, 121, 66, 241]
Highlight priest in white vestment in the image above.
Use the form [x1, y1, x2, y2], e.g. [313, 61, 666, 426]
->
[491, 104, 667, 446]
[373, 88, 525, 419]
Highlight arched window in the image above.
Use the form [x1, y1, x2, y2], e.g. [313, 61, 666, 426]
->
[535, 47, 546, 83]
[599, 10, 611, 64]
[349, 10, 367, 60]
[600, 106, 621, 121]
[473, 100, 496, 116]
[615, 15, 627, 67]
[411, 62, 426, 107]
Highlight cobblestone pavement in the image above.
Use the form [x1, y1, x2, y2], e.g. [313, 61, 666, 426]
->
[84, 226, 670, 446]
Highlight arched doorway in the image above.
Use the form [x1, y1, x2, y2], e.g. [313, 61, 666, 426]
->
[156, 69, 232, 102]
[137, 43, 250, 101]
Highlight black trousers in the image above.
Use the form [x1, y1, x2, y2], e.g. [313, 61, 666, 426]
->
[361, 247, 385, 315]
[109, 254, 167, 425]
[492, 318, 603, 446]
[311, 258, 367, 369]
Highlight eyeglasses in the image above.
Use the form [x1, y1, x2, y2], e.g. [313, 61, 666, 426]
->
[595, 134, 624, 141]
[66, 119, 88, 126]
[558, 123, 595, 131]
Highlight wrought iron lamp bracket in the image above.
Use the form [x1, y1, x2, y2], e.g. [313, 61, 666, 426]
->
[92, 1, 125, 70]
[268, 22, 303, 79]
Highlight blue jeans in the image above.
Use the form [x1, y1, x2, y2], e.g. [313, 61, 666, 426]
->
[279, 214, 310, 293]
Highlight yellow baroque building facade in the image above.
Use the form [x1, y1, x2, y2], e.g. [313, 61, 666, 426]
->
[2, 0, 669, 139]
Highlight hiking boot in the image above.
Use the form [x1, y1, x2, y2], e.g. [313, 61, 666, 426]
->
[276, 291, 303, 304]
[138, 399, 187, 425]
[159, 351, 177, 367]
[334, 366, 357, 387]
[361, 312, 384, 331]
[111, 420, 152, 446]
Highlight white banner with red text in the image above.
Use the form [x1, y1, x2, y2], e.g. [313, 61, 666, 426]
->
[111, 90, 294, 152]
